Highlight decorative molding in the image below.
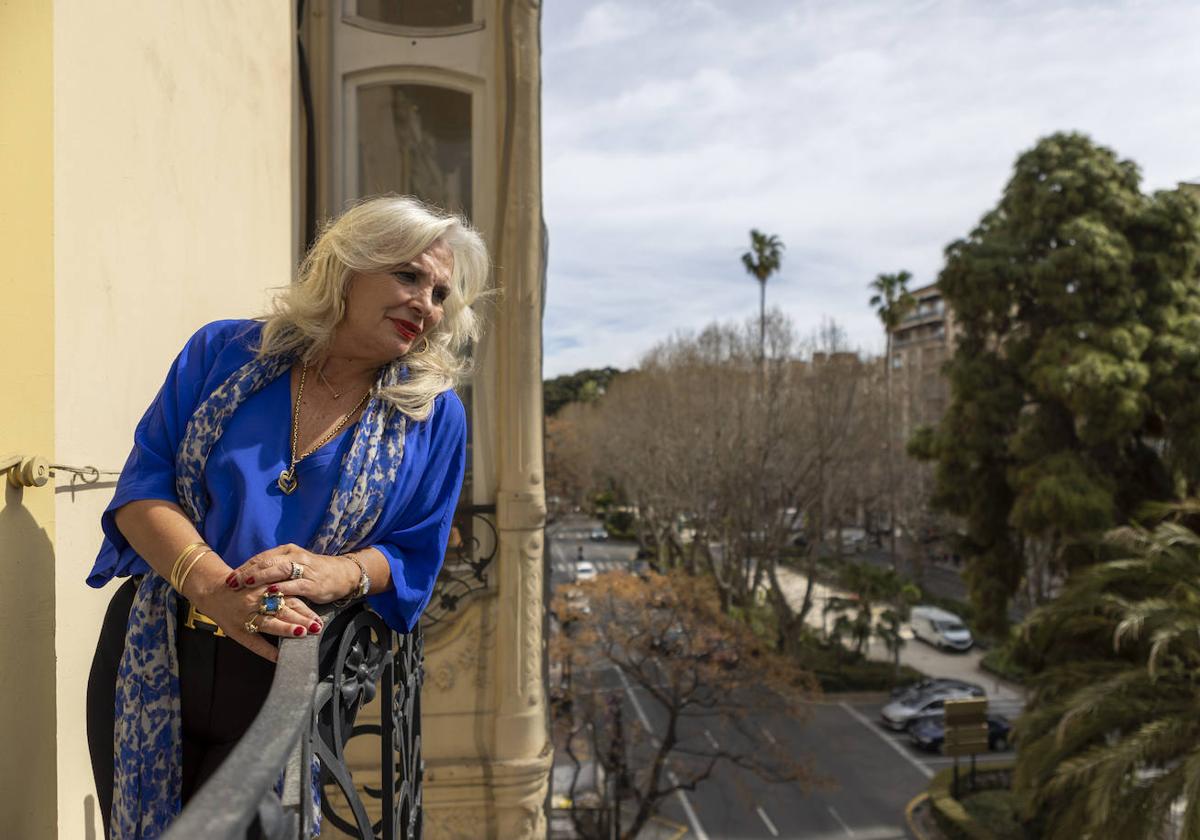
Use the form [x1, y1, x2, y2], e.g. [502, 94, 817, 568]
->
[521, 533, 543, 705]
[424, 809, 488, 840]
[425, 604, 494, 695]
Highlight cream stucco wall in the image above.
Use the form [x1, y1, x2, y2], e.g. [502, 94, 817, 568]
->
[8, 3, 295, 837]
[0, 2, 57, 837]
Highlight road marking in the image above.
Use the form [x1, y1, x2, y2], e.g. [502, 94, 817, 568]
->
[756, 806, 780, 837]
[649, 815, 689, 840]
[838, 702, 934, 779]
[704, 729, 720, 750]
[761, 725, 777, 745]
[828, 805, 856, 837]
[614, 666, 711, 840]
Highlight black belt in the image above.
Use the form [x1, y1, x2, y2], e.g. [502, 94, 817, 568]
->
[179, 598, 227, 637]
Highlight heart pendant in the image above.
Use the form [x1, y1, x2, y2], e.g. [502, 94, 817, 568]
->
[277, 467, 298, 495]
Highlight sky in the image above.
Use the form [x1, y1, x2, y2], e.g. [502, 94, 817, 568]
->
[539, 0, 1200, 377]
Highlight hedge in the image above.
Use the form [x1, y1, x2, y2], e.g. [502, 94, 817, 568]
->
[928, 760, 1017, 840]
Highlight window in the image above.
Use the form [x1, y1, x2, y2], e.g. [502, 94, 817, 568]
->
[353, 0, 473, 28]
[354, 81, 477, 549]
[356, 83, 472, 215]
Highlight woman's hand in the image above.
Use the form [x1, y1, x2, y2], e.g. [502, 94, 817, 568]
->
[228, 543, 360, 605]
[186, 554, 324, 663]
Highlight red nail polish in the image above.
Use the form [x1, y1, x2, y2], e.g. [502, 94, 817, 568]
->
[246, 576, 256, 585]
[267, 584, 280, 593]
[225, 572, 236, 583]
[293, 626, 304, 636]
[230, 581, 240, 590]
[309, 622, 321, 633]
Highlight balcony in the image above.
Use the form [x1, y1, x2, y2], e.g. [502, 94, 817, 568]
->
[163, 603, 423, 839]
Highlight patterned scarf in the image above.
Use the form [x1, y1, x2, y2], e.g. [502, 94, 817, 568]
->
[110, 352, 408, 839]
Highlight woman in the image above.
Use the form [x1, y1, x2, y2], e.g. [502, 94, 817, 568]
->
[85, 195, 488, 837]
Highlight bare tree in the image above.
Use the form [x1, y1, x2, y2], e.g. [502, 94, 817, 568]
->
[551, 312, 897, 657]
[551, 570, 817, 839]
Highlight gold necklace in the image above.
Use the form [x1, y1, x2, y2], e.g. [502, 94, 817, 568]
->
[277, 361, 372, 495]
[316, 362, 343, 399]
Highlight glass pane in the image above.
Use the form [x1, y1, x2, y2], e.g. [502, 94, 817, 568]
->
[355, 0, 473, 28]
[356, 82, 478, 617]
[357, 83, 472, 216]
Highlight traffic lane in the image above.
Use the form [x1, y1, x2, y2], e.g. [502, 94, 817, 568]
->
[621, 675, 919, 839]
[615, 676, 781, 839]
[549, 538, 639, 586]
[695, 698, 919, 839]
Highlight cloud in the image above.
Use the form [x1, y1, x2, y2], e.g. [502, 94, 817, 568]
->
[556, 1, 659, 50]
[541, 0, 1200, 377]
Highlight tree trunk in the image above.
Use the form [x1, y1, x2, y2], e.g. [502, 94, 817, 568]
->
[885, 332, 897, 573]
[759, 278, 766, 364]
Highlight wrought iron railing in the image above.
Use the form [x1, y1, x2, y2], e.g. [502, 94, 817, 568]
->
[163, 603, 424, 839]
[422, 504, 497, 628]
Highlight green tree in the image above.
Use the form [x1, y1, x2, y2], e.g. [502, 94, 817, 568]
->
[837, 562, 920, 673]
[544, 367, 623, 417]
[741, 229, 784, 361]
[1013, 505, 1200, 839]
[911, 132, 1200, 637]
[869, 270, 916, 572]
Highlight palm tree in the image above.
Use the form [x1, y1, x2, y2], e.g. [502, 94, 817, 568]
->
[741, 230, 784, 362]
[1013, 506, 1200, 839]
[868, 271, 915, 572]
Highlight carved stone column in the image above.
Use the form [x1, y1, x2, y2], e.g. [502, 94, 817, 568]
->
[421, 1, 551, 838]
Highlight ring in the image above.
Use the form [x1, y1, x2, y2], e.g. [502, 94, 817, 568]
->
[259, 592, 284, 615]
[244, 613, 262, 634]
[290, 561, 304, 580]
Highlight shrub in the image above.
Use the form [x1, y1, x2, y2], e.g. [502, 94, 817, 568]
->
[790, 641, 925, 692]
[979, 640, 1029, 685]
[928, 761, 1020, 840]
[604, 510, 636, 539]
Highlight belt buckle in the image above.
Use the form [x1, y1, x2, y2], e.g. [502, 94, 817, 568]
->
[185, 602, 226, 637]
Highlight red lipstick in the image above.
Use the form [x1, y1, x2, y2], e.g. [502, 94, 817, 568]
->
[390, 319, 420, 340]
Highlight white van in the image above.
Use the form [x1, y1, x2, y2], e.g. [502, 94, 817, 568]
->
[910, 606, 973, 651]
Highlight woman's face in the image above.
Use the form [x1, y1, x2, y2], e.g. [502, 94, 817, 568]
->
[337, 240, 454, 364]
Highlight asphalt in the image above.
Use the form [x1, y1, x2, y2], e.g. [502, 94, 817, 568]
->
[547, 517, 1021, 839]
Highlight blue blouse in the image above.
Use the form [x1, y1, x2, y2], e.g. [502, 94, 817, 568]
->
[88, 319, 467, 633]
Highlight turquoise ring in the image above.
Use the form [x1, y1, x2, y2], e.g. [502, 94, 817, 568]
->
[259, 592, 285, 615]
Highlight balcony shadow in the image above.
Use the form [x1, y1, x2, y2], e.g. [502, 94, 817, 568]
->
[0, 482, 57, 838]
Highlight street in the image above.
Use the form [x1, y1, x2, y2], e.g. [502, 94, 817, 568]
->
[548, 516, 1021, 839]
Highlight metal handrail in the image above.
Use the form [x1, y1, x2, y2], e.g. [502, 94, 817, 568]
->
[164, 603, 424, 839]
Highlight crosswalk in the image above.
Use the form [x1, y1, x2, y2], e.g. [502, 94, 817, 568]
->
[550, 554, 629, 577]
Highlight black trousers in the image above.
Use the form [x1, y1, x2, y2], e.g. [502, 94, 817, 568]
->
[87, 577, 276, 836]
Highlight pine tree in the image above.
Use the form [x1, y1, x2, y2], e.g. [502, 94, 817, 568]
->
[911, 132, 1200, 636]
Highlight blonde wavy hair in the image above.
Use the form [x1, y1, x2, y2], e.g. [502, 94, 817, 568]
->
[257, 195, 490, 420]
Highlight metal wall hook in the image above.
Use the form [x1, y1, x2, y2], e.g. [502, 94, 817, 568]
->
[1, 454, 120, 489]
[1, 454, 51, 488]
[49, 463, 121, 485]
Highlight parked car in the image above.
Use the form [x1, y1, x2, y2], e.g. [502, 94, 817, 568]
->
[649, 622, 686, 654]
[909, 713, 1013, 753]
[575, 560, 597, 581]
[589, 528, 609, 541]
[564, 587, 592, 615]
[910, 605, 974, 651]
[823, 527, 866, 552]
[889, 677, 985, 701]
[880, 685, 985, 731]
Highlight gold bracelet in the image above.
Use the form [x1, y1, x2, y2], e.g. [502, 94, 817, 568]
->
[333, 552, 370, 607]
[176, 549, 212, 595]
[170, 542, 208, 589]
[170, 544, 207, 590]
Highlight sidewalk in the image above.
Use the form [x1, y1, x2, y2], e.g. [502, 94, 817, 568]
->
[773, 566, 1025, 707]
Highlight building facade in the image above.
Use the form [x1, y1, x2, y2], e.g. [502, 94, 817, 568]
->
[890, 282, 957, 446]
[0, 1, 548, 837]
